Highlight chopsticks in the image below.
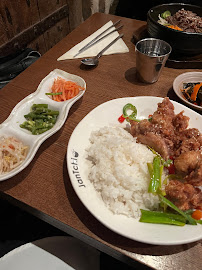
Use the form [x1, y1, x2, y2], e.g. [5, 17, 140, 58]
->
[73, 20, 123, 58]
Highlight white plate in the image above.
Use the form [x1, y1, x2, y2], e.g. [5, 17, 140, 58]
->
[0, 69, 86, 181]
[173, 71, 202, 111]
[0, 236, 100, 270]
[67, 96, 202, 245]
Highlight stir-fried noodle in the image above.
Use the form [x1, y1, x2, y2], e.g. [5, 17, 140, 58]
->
[0, 136, 28, 174]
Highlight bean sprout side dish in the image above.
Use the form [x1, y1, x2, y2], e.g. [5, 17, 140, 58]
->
[0, 136, 28, 174]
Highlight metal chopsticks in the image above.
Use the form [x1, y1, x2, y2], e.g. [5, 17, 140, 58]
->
[73, 20, 122, 58]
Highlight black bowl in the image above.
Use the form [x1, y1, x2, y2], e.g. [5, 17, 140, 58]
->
[147, 3, 202, 56]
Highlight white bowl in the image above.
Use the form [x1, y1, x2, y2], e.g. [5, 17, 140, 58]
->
[173, 72, 202, 111]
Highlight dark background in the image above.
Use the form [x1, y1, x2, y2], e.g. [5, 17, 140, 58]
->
[115, 0, 202, 20]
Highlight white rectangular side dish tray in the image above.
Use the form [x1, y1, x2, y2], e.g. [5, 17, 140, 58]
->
[0, 69, 86, 181]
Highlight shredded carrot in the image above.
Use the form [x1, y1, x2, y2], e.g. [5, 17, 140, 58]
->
[191, 83, 202, 101]
[50, 77, 85, 102]
[166, 25, 183, 31]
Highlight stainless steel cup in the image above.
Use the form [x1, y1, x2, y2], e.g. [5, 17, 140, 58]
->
[135, 38, 172, 83]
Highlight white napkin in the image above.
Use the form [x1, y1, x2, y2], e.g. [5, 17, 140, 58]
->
[57, 21, 129, 61]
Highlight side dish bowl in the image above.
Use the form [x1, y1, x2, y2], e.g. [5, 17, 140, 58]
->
[0, 69, 86, 181]
[147, 3, 202, 56]
[173, 71, 202, 111]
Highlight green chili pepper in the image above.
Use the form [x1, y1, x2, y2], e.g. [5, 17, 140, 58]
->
[45, 92, 63, 96]
[159, 195, 197, 225]
[122, 103, 140, 122]
[196, 220, 202, 224]
[148, 156, 161, 194]
[158, 165, 166, 195]
[161, 10, 171, 19]
[147, 163, 153, 178]
[184, 209, 194, 215]
[139, 209, 186, 226]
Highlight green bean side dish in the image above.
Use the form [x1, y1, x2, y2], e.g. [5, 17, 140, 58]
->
[119, 103, 202, 227]
[20, 104, 59, 135]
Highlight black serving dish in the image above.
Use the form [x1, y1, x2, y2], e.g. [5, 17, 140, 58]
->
[147, 3, 202, 56]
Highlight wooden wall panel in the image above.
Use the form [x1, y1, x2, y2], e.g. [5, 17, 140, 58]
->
[0, 0, 70, 57]
[67, 0, 83, 32]
[0, 0, 39, 39]
[37, 0, 70, 52]
[37, 0, 67, 18]
[0, 12, 8, 45]
[43, 17, 70, 51]
[27, 35, 47, 55]
[0, 0, 117, 57]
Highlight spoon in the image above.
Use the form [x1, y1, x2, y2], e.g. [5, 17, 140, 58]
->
[81, 33, 124, 66]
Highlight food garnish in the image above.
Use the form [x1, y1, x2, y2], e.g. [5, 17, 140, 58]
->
[45, 92, 63, 96]
[192, 210, 202, 220]
[139, 209, 186, 226]
[20, 104, 59, 135]
[161, 10, 171, 19]
[46, 77, 85, 102]
[118, 114, 125, 123]
[147, 156, 162, 194]
[140, 195, 198, 226]
[0, 136, 28, 174]
[118, 103, 140, 123]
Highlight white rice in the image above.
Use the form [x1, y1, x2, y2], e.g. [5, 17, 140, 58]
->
[86, 126, 161, 219]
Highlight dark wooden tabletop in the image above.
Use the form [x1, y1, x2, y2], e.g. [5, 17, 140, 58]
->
[0, 12, 201, 270]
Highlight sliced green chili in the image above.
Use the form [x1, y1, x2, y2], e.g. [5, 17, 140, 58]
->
[196, 219, 202, 224]
[159, 195, 197, 225]
[139, 209, 186, 226]
[148, 156, 161, 194]
[45, 92, 63, 96]
[161, 10, 171, 19]
[122, 103, 140, 122]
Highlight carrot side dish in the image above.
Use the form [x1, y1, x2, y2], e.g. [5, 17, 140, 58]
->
[47, 77, 85, 102]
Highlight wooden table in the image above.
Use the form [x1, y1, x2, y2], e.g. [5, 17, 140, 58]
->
[0, 13, 201, 270]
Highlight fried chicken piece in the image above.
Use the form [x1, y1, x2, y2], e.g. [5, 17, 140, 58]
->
[185, 163, 202, 187]
[165, 180, 202, 211]
[172, 111, 189, 132]
[137, 133, 170, 160]
[174, 151, 201, 174]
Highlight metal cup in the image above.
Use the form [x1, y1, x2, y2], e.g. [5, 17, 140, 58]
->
[135, 38, 172, 83]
